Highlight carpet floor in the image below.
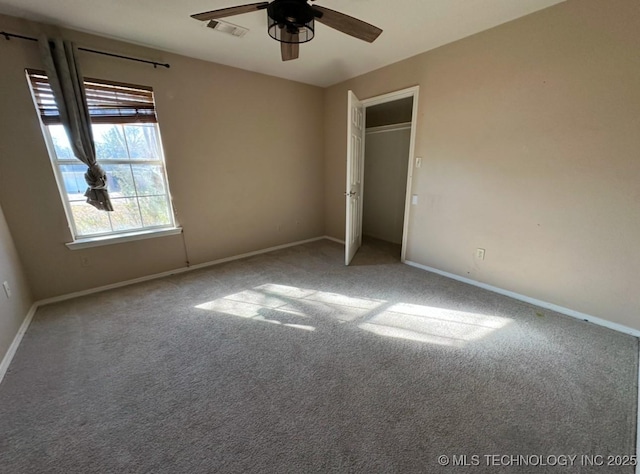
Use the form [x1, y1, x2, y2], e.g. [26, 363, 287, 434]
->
[0, 239, 637, 473]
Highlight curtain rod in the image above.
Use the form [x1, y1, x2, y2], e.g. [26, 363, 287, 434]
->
[1, 31, 171, 69]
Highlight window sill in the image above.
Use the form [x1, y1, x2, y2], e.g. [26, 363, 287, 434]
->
[66, 227, 182, 250]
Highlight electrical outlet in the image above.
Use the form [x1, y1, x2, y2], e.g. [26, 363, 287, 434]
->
[476, 248, 486, 260]
[2, 281, 11, 298]
[80, 256, 90, 268]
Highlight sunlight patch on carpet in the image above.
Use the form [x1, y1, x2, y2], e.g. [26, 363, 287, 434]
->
[195, 284, 511, 345]
[359, 303, 511, 347]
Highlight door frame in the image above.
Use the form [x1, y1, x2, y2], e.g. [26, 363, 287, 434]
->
[360, 86, 420, 263]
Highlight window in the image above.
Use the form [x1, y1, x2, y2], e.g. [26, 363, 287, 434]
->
[27, 70, 176, 241]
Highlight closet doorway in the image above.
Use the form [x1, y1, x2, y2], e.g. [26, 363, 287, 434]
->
[345, 86, 419, 265]
[362, 98, 413, 259]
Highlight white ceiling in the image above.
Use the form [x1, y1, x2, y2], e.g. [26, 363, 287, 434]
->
[0, 0, 564, 87]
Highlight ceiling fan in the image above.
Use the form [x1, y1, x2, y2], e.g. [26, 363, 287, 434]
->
[191, 0, 383, 61]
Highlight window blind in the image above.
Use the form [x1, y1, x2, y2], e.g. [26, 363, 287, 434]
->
[27, 69, 157, 125]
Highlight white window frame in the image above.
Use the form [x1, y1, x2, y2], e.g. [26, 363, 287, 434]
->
[28, 72, 180, 248]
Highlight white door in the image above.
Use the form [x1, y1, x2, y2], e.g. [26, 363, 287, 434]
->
[345, 90, 365, 265]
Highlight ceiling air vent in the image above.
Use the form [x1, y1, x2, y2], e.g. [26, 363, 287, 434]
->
[206, 20, 249, 38]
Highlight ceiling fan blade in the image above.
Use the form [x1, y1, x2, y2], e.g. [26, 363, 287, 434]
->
[281, 31, 300, 61]
[312, 5, 382, 43]
[191, 2, 269, 21]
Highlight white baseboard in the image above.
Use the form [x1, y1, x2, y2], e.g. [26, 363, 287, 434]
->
[323, 235, 345, 245]
[38, 236, 329, 307]
[404, 260, 640, 338]
[0, 302, 38, 384]
[187, 237, 327, 271]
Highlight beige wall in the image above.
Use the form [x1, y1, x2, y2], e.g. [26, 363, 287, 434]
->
[324, 0, 640, 328]
[0, 14, 324, 300]
[0, 203, 32, 361]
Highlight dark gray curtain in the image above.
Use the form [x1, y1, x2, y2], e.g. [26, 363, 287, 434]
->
[39, 36, 113, 211]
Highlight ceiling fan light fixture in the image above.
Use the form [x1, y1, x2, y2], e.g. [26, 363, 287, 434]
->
[266, 0, 315, 43]
[267, 16, 314, 43]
